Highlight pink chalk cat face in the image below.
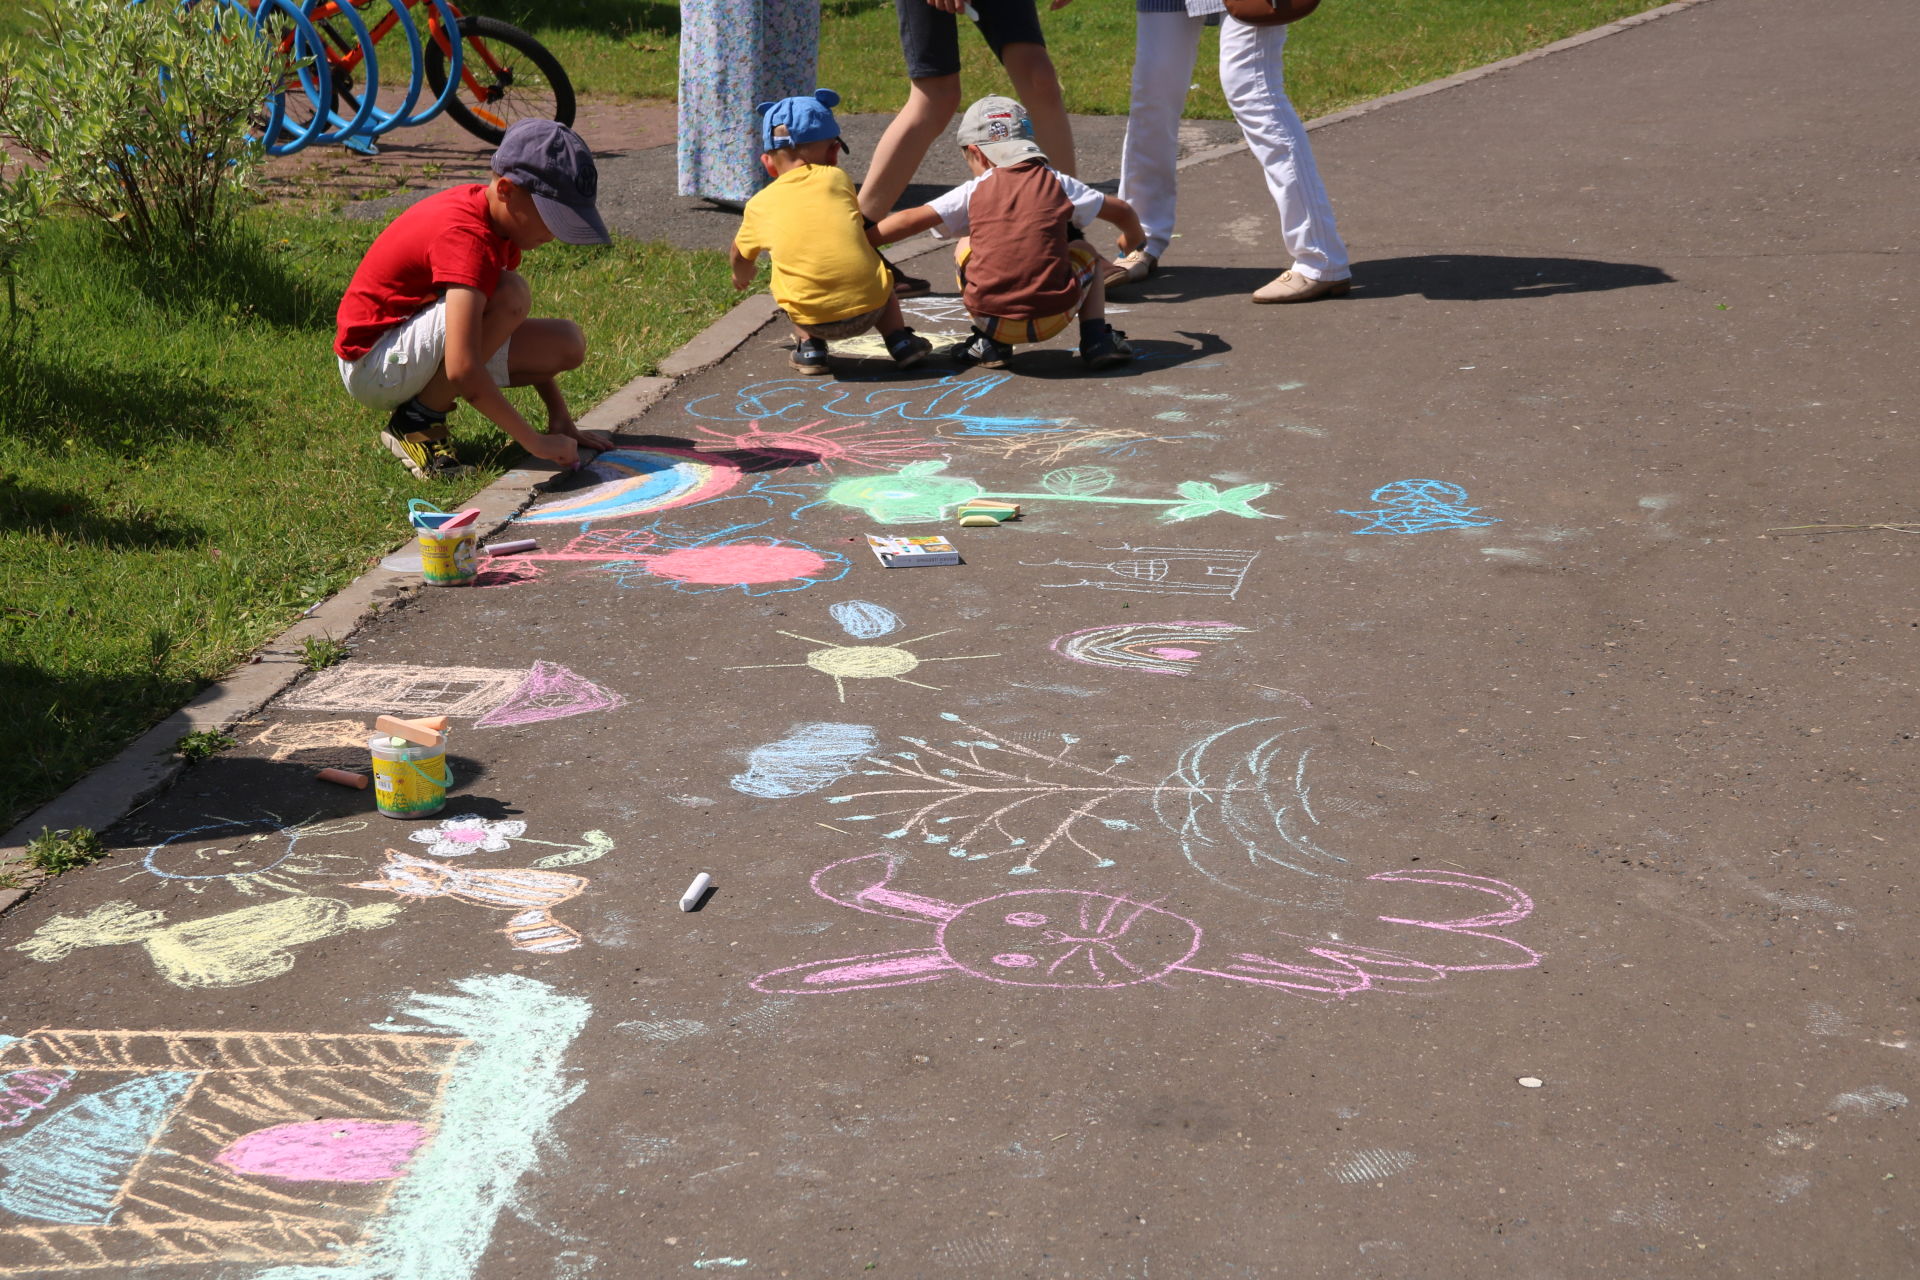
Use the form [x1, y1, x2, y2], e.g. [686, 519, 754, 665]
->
[942, 891, 1200, 988]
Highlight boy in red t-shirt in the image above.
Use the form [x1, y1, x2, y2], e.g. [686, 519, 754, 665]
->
[335, 120, 616, 478]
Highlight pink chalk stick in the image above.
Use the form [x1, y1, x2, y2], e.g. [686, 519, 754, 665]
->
[437, 508, 482, 530]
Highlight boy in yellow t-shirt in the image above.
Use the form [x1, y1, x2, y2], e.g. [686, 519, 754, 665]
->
[731, 90, 932, 376]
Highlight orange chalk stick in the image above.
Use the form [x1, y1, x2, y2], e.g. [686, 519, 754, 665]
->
[411, 715, 449, 732]
[317, 768, 369, 789]
[374, 715, 446, 747]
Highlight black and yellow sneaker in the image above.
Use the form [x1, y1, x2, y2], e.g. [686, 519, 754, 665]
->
[380, 400, 471, 480]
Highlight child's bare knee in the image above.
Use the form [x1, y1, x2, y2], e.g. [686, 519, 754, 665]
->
[492, 269, 533, 320]
[559, 320, 587, 370]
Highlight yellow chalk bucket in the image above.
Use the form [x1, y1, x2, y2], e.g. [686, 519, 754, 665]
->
[369, 734, 451, 819]
[409, 500, 478, 587]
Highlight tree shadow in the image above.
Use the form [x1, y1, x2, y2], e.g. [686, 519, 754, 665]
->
[124, 234, 342, 331]
[0, 351, 247, 452]
[1128, 254, 1674, 305]
[0, 476, 200, 548]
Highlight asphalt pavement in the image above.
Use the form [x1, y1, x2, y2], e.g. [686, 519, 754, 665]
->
[4, 0, 1918, 1276]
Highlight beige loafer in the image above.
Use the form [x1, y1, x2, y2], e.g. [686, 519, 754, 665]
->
[1104, 249, 1159, 289]
[1251, 270, 1352, 304]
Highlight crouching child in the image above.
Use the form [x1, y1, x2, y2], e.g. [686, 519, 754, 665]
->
[334, 120, 615, 479]
[731, 89, 933, 376]
[871, 95, 1144, 371]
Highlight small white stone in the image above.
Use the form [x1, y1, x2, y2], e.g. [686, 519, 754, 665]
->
[1518, 1077, 1545, 1089]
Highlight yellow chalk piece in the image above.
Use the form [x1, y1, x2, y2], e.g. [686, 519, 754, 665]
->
[959, 500, 1020, 516]
[958, 515, 1002, 527]
[374, 715, 446, 747]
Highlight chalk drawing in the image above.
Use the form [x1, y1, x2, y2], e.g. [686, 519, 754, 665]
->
[938, 425, 1197, 466]
[517, 447, 745, 526]
[809, 461, 1278, 525]
[1025, 545, 1259, 600]
[0, 1074, 71, 1131]
[472, 661, 627, 729]
[901, 293, 1128, 329]
[1050, 621, 1250, 676]
[727, 619, 1001, 703]
[821, 713, 1368, 886]
[1340, 479, 1501, 535]
[829, 600, 903, 640]
[11, 897, 404, 988]
[475, 525, 852, 598]
[282, 664, 528, 718]
[684, 373, 1065, 435]
[0, 972, 588, 1278]
[347, 850, 587, 954]
[752, 853, 1539, 1001]
[1331, 1149, 1419, 1184]
[408, 815, 615, 869]
[731, 723, 880, 799]
[128, 813, 371, 896]
[689, 418, 944, 472]
[829, 330, 969, 360]
[251, 719, 370, 762]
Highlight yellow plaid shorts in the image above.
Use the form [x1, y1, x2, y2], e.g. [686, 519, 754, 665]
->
[957, 241, 1100, 345]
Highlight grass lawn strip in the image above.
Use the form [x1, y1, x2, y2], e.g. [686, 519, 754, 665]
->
[0, 211, 735, 829]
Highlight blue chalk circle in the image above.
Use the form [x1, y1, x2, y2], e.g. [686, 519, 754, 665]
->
[731, 723, 880, 799]
[1340, 479, 1501, 535]
[829, 600, 903, 639]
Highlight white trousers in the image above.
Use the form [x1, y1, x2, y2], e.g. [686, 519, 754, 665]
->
[1118, 11, 1349, 281]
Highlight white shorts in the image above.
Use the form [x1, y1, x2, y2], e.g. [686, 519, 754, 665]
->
[337, 298, 512, 410]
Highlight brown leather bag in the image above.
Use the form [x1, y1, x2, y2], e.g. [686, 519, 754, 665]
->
[1221, 0, 1320, 25]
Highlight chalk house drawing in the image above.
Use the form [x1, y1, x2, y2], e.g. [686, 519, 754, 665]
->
[12, 897, 404, 989]
[727, 604, 1001, 703]
[808, 461, 1277, 525]
[348, 851, 589, 955]
[822, 713, 1352, 886]
[1050, 621, 1251, 676]
[473, 525, 851, 597]
[126, 813, 370, 896]
[752, 853, 1540, 1003]
[0, 973, 588, 1279]
[516, 447, 743, 526]
[281, 661, 625, 727]
[1024, 546, 1259, 600]
[1340, 479, 1501, 535]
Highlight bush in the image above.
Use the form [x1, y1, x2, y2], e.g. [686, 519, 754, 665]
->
[0, 0, 287, 256]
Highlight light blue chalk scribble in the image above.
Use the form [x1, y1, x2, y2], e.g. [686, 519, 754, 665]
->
[683, 374, 1063, 434]
[1340, 479, 1500, 535]
[250, 973, 590, 1280]
[692, 1260, 751, 1270]
[0, 1072, 195, 1223]
[731, 724, 880, 800]
[829, 601, 903, 640]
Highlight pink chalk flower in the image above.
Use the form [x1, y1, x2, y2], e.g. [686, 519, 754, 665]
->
[407, 815, 526, 858]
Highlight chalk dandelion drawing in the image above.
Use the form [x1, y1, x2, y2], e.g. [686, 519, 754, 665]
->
[810, 460, 1278, 525]
[819, 713, 1335, 881]
[687, 418, 943, 473]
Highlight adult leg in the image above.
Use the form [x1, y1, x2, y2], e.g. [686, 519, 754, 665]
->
[859, 74, 964, 221]
[999, 42, 1076, 178]
[1117, 11, 1204, 263]
[1219, 18, 1350, 284]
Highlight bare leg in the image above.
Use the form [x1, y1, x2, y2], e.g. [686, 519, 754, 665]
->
[507, 319, 589, 430]
[857, 73, 963, 222]
[1001, 42, 1076, 178]
[1078, 262, 1109, 325]
[414, 269, 531, 413]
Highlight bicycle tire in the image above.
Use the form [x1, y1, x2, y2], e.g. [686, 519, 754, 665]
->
[423, 15, 573, 146]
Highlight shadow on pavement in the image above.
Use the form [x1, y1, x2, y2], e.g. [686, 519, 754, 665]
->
[1123, 253, 1674, 305]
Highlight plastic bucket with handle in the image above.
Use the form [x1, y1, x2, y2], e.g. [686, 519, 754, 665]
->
[409, 499, 478, 586]
[369, 733, 452, 818]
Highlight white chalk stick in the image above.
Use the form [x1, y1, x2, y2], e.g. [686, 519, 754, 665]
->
[680, 872, 712, 912]
[963, 2, 980, 19]
[484, 539, 539, 556]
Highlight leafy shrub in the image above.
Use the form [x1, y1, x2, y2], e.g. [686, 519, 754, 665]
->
[0, 0, 287, 256]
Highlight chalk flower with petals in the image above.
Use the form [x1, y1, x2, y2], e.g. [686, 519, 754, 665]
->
[407, 816, 526, 858]
[1161, 481, 1277, 522]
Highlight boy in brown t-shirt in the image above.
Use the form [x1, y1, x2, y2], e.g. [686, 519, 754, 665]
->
[869, 96, 1146, 370]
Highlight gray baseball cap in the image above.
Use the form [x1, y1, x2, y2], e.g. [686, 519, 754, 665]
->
[957, 95, 1048, 167]
[491, 119, 611, 246]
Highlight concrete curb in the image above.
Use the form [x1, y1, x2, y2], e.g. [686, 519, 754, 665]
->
[0, 0, 1719, 912]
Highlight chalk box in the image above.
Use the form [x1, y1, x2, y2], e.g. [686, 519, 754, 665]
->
[866, 534, 962, 568]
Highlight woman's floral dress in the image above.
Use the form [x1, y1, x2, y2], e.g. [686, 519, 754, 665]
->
[677, 1, 822, 206]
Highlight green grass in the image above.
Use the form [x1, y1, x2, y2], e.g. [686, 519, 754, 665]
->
[488, 0, 1667, 117]
[0, 209, 737, 829]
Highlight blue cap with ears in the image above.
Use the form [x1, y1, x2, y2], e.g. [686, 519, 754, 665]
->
[756, 88, 853, 154]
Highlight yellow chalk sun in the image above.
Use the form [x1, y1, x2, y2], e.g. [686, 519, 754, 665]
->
[728, 630, 1000, 702]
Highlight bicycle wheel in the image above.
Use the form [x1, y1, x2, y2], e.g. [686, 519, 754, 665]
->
[423, 15, 573, 146]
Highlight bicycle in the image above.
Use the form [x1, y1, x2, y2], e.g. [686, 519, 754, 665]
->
[247, 0, 573, 152]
